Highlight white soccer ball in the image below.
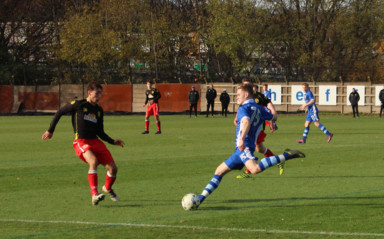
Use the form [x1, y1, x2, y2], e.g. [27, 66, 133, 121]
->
[181, 193, 200, 210]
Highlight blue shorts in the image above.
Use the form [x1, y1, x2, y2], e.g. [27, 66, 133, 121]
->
[225, 148, 257, 170]
[306, 111, 319, 122]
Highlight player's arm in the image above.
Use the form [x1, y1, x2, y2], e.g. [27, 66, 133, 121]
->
[155, 89, 161, 100]
[262, 107, 274, 122]
[96, 108, 118, 145]
[143, 91, 149, 107]
[266, 102, 277, 122]
[143, 93, 149, 107]
[96, 110, 124, 147]
[42, 102, 76, 140]
[237, 116, 250, 151]
[300, 99, 315, 111]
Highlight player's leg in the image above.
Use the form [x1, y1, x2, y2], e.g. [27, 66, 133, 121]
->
[211, 101, 215, 117]
[103, 162, 120, 201]
[200, 149, 250, 204]
[236, 131, 278, 178]
[142, 114, 150, 134]
[198, 162, 230, 204]
[381, 104, 384, 117]
[265, 120, 273, 132]
[82, 150, 105, 205]
[194, 104, 197, 117]
[206, 102, 210, 117]
[313, 121, 333, 143]
[246, 149, 305, 174]
[90, 140, 120, 202]
[356, 104, 359, 117]
[258, 142, 285, 175]
[154, 105, 161, 134]
[83, 150, 98, 195]
[297, 120, 311, 143]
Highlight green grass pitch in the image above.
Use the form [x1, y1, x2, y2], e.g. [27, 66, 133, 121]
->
[0, 114, 383, 239]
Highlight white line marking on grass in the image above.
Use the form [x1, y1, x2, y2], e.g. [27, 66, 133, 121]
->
[1, 218, 384, 237]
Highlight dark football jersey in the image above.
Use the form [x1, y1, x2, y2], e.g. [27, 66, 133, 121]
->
[145, 88, 161, 104]
[254, 91, 271, 107]
[48, 99, 114, 144]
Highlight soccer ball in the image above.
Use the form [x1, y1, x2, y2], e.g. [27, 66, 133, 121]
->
[181, 193, 200, 210]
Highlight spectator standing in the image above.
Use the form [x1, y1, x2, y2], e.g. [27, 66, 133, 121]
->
[206, 84, 217, 117]
[188, 85, 199, 118]
[379, 88, 384, 117]
[349, 88, 360, 118]
[220, 89, 230, 117]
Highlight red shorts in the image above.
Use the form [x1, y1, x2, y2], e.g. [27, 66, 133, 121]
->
[256, 130, 267, 145]
[146, 103, 159, 116]
[73, 138, 114, 165]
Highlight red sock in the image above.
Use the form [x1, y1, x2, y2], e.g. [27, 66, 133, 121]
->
[145, 120, 149, 131]
[156, 121, 161, 131]
[104, 172, 116, 191]
[264, 148, 274, 157]
[265, 120, 271, 127]
[246, 169, 251, 174]
[88, 170, 98, 196]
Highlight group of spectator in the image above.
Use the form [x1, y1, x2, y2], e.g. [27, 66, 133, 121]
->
[188, 84, 230, 118]
[190, 85, 384, 119]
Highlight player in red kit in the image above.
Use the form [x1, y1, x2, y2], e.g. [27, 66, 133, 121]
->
[142, 80, 162, 134]
[42, 81, 125, 206]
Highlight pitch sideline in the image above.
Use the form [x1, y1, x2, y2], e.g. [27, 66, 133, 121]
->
[1, 218, 384, 237]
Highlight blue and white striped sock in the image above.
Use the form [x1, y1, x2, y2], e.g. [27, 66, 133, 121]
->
[258, 153, 289, 172]
[199, 174, 222, 203]
[302, 127, 310, 140]
[318, 124, 331, 136]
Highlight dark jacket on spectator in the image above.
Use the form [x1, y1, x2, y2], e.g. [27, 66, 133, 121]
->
[206, 88, 217, 102]
[220, 92, 230, 106]
[349, 91, 360, 105]
[188, 90, 200, 105]
[379, 89, 384, 104]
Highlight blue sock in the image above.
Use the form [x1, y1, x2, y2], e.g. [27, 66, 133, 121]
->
[258, 153, 289, 172]
[199, 174, 222, 203]
[302, 127, 309, 140]
[318, 124, 331, 136]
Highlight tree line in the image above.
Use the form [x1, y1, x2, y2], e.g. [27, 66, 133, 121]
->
[1, 0, 384, 85]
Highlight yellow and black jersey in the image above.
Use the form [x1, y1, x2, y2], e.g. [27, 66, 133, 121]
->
[47, 99, 114, 144]
[254, 91, 271, 107]
[145, 88, 161, 104]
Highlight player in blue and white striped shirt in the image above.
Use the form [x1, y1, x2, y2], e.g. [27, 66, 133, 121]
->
[197, 84, 305, 207]
[297, 83, 333, 144]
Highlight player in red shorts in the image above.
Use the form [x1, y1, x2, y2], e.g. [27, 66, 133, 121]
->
[42, 81, 125, 206]
[142, 80, 162, 134]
